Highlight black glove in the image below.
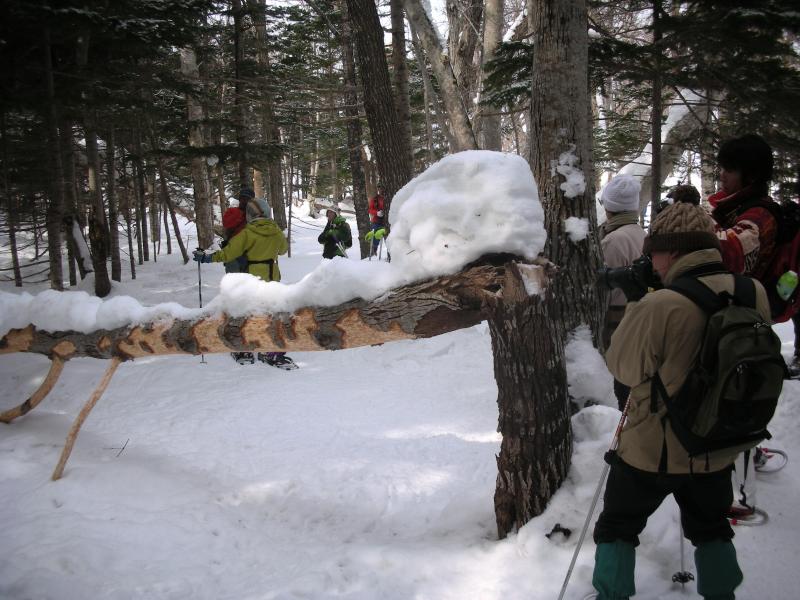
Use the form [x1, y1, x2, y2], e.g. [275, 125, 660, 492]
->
[193, 250, 212, 263]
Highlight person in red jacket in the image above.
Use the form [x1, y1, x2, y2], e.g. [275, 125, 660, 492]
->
[708, 134, 778, 281]
[221, 188, 255, 273]
[368, 184, 386, 253]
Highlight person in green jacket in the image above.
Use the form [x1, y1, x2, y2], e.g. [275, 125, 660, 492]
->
[194, 198, 296, 370]
[318, 207, 352, 259]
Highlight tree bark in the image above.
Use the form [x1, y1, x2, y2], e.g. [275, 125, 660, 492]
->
[106, 126, 122, 281]
[180, 47, 215, 249]
[338, 0, 371, 258]
[411, 31, 455, 155]
[345, 0, 413, 214]
[529, 0, 602, 338]
[0, 257, 523, 362]
[60, 119, 79, 286]
[232, 0, 250, 187]
[42, 26, 65, 291]
[480, 0, 504, 150]
[251, 0, 287, 229]
[404, 0, 478, 152]
[446, 0, 483, 112]
[84, 113, 112, 297]
[391, 0, 414, 167]
[133, 134, 149, 262]
[1, 111, 22, 287]
[650, 0, 663, 217]
[487, 262, 571, 537]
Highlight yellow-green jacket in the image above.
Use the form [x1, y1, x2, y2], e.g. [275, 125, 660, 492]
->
[211, 219, 288, 282]
[607, 248, 771, 474]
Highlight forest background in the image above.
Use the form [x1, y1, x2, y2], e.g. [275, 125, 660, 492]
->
[2, 0, 799, 296]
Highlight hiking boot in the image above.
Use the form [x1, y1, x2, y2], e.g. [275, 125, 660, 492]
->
[257, 352, 298, 370]
[231, 352, 254, 365]
[726, 504, 755, 519]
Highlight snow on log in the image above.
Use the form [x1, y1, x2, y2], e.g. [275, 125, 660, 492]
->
[0, 257, 551, 362]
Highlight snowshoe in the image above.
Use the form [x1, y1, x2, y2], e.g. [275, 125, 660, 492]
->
[754, 447, 788, 473]
[231, 352, 255, 365]
[257, 352, 298, 370]
[727, 505, 769, 526]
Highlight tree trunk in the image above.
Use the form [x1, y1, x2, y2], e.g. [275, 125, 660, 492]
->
[411, 31, 455, 155]
[133, 136, 149, 262]
[180, 47, 215, 249]
[162, 191, 172, 255]
[487, 262, 571, 537]
[106, 126, 122, 281]
[480, 0, 504, 150]
[124, 189, 137, 280]
[1, 257, 517, 361]
[63, 215, 93, 278]
[232, 0, 250, 187]
[446, 0, 483, 112]
[250, 0, 287, 229]
[339, 0, 371, 258]
[491, 0, 602, 535]
[529, 0, 601, 337]
[404, 0, 478, 152]
[42, 26, 65, 291]
[650, 0, 663, 218]
[345, 0, 413, 215]
[60, 119, 79, 286]
[84, 114, 112, 297]
[391, 0, 413, 168]
[1, 111, 23, 287]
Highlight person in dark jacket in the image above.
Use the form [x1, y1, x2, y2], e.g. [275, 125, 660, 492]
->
[318, 208, 352, 259]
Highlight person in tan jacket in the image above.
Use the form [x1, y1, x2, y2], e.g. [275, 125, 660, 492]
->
[591, 202, 771, 600]
[599, 174, 646, 410]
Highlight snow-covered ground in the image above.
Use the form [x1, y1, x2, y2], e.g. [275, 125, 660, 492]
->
[2, 153, 799, 599]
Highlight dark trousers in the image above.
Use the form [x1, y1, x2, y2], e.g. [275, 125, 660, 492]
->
[793, 312, 800, 357]
[594, 458, 734, 547]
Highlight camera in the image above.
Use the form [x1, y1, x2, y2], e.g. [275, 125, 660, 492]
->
[598, 255, 662, 301]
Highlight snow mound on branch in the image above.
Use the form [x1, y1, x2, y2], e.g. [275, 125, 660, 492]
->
[388, 151, 545, 280]
[0, 151, 546, 337]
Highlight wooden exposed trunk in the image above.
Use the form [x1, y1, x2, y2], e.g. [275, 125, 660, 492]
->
[0, 258, 526, 362]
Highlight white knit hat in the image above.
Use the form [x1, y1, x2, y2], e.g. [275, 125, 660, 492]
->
[601, 174, 641, 213]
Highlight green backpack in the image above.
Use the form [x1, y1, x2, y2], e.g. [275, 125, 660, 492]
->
[652, 265, 788, 459]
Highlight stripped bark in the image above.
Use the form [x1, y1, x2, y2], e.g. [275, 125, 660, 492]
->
[51, 357, 121, 480]
[0, 356, 65, 423]
[0, 258, 531, 362]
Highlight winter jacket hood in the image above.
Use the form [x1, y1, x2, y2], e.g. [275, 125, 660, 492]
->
[607, 248, 771, 474]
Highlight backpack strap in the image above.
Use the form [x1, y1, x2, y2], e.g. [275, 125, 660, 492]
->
[732, 274, 757, 309]
[668, 275, 728, 315]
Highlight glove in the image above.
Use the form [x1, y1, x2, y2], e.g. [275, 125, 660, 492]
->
[373, 227, 386, 241]
[365, 230, 374, 242]
[193, 250, 212, 263]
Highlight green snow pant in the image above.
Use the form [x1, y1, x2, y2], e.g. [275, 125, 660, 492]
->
[593, 541, 635, 599]
[695, 540, 743, 600]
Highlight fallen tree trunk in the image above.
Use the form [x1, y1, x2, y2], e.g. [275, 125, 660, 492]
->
[1, 256, 539, 362]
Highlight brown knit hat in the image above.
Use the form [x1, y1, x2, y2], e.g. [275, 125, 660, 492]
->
[643, 202, 721, 254]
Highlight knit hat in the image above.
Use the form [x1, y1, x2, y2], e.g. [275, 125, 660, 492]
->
[246, 198, 272, 223]
[238, 187, 256, 201]
[666, 184, 701, 206]
[601, 175, 641, 213]
[643, 201, 721, 254]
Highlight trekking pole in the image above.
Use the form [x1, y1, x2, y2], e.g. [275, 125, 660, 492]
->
[196, 247, 207, 365]
[672, 523, 694, 588]
[557, 395, 631, 600]
[378, 238, 384, 261]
